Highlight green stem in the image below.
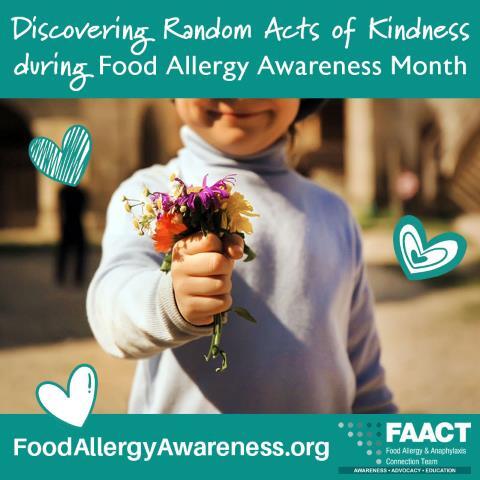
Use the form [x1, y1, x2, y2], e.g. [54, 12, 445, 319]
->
[203, 312, 228, 372]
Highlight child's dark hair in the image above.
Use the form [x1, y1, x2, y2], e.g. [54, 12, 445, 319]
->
[294, 99, 326, 123]
[289, 99, 326, 141]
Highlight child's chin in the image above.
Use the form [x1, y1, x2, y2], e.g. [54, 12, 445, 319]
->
[214, 130, 262, 155]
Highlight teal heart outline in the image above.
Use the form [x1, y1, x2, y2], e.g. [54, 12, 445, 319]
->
[28, 124, 92, 186]
[393, 215, 467, 281]
[35, 363, 98, 428]
[411, 250, 428, 264]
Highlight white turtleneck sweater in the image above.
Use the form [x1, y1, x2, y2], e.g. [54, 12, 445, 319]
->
[87, 126, 397, 414]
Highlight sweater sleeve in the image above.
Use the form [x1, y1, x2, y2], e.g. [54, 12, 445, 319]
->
[86, 181, 213, 359]
[347, 221, 398, 413]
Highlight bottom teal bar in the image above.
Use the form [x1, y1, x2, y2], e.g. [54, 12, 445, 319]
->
[0, 414, 476, 479]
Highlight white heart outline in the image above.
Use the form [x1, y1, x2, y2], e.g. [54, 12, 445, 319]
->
[36, 364, 97, 428]
[399, 224, 459, 274]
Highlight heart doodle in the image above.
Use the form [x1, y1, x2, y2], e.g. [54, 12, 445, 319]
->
[393, 215, 467, 281]
[28, 125, 92, 186]
[36, 364, 97, 428]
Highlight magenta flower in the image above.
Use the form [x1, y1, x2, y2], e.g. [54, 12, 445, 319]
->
[149, 192, 173, 213]
[176, 174, 236, 210]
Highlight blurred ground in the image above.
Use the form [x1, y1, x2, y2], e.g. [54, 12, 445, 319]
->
[376, 282, 480, 413]
[0, 225, 479, 413]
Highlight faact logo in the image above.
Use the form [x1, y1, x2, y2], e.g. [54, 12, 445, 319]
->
[386, 422, 471, 443]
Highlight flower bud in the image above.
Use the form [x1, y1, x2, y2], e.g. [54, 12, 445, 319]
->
[172, 213, 184, 225]
[179, 205, 187, 213]
[124, 202, 131, 213]
[145, 203, 154, 214]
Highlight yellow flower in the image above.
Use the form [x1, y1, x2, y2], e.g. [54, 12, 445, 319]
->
[172, 183, 184, 198]
[222, 192, 259, 235]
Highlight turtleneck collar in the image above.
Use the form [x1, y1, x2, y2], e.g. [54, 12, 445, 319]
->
[178, 126, 289, 175]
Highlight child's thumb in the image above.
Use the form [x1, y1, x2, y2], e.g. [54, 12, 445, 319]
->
[222, 233, 244, 260]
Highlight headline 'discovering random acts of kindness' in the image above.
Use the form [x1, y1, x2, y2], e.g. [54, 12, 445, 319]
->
[11, 16, 471, 91]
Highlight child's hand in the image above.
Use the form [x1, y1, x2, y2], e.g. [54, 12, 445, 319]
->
[171, 232, 244, 326]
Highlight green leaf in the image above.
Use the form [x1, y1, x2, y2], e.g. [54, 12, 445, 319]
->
[233, 306, 257, 324]
[160, 252, 172, 272]
[243, 244, 256, 262]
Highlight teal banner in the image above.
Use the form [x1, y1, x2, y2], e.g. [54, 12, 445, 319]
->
[0, 414, 477, 479]
[0, 0, 478, 97]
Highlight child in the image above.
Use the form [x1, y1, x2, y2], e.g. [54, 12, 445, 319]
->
[87, 99, 397, 413]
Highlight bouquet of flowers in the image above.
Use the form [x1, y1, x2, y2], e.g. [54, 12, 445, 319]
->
[122, 173, 258, 372]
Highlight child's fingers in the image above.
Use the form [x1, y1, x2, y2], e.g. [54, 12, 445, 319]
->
[176, 252, 233, 276]
[178, 294, 233, 324]
[222, 233, 245, 260]
[175, 232, 223, 256]
[190, 294, 233, 316]
[178, 275, 232, 296]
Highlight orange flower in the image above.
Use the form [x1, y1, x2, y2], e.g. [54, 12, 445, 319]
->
[152, 214, 187, 253]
